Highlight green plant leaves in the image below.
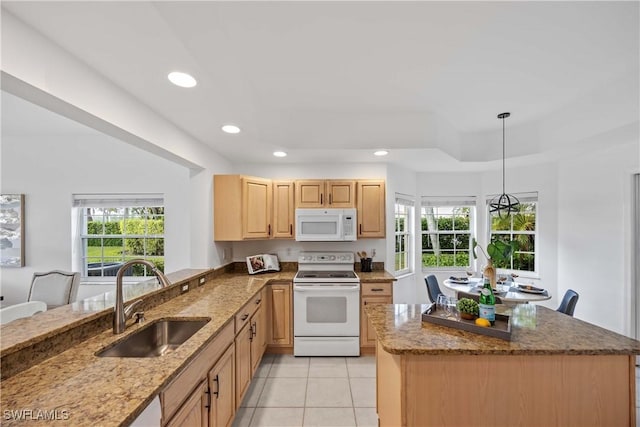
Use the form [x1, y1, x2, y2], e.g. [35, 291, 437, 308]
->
[487, 240, 518, 262]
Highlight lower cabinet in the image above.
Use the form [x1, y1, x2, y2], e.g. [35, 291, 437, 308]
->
[208, 344, 235, 427]
[165, 380, 207, 427]
[360, 282, 393, 349]
[267, 282, 292, 349]
[161, 320, 235, 427]
[235, 321, 252, 409]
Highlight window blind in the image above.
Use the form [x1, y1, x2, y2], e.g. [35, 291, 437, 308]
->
[421, 196, 476, 207]
[72, 194, 164, 208]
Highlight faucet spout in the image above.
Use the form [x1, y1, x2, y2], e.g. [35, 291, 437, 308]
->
[113, 259, 171, 334]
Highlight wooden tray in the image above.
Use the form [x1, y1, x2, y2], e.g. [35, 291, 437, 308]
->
[421, 304, 512, 341]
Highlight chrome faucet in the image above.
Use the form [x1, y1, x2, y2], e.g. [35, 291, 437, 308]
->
[113, 259, 171, 334]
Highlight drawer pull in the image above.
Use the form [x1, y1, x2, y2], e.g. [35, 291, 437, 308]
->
[371, 288, 384, 292]
[255, 298, 262, 305]
[205, 388, 211, 408]
[241, 313, 249, 321]
[212, 374, 220, 397]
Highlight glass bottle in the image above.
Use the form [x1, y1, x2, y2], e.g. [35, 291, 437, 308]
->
[479, 276, 496, 325]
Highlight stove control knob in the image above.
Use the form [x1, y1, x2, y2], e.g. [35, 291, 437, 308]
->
[329, 255, 336, 260]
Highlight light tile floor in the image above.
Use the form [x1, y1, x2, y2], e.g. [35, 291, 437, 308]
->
[233, 354, 378, 427]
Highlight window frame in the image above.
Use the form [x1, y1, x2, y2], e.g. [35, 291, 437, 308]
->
[421, 197, 476, 272]
[486, 193, 538, 275]
[72, 194, 165, 281]
[394, 195, 415, 276]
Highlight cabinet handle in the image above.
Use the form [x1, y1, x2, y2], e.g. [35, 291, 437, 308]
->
[359, 224, 362, 234]
[290, 224, 293, 235]
[241, 313, 249, 321]
[364, 301, 368, 306]
[268, 224, 271, 236]
[371, 288, 384, 292]
[212, 374, 220, 398]
[320, 194, 323, 205]
[329, 193, 332, 205]
[205, 388, 211, 408]
[255, 298, 262, 305]
[251, 321, 257, 338]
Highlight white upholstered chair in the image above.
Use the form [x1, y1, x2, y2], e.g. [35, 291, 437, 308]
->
[28, 270, 81, 309]
[0, 301, 47, 324]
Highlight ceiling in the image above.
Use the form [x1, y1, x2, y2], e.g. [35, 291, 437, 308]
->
[2, 1, 638, 172]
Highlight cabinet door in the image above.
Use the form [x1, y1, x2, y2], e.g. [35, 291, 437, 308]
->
[165, 380, 207, 427]
[250, 305, 266, 375]
[272, 181, 295, 239]
[361, 295, 392, 347]
[234, 323, 252, 408]
[242, 177, 272, 239]
[295, 180, 325, 208]
[357, 180, 386, 238]
[208, 344, 235, 427]
[326, 180, 356, 207]
[267, 283, 292, 346]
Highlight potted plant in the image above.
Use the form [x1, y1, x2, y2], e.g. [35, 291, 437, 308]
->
[457, 298, 479, 320]
[472, 238, 518, 287]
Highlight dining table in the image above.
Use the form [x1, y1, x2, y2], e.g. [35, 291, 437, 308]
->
[442, 277, 552, 304]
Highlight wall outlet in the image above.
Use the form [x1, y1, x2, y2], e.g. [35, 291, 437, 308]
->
[199, 277, 206, 285]
[181, 284, 189, 293]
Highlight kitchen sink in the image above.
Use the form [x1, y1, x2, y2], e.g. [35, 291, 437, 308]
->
[96, 318, 210, 357]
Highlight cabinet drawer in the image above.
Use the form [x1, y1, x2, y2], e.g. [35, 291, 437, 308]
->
[161, 320, 234, 423]
[235, 289, 265, 333]
[361, 282, 392, 296]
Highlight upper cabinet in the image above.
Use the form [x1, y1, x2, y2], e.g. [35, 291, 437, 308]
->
[272, 181, 295, 239]
[357, 180, 386, 239]
[214, 175, 272, 241]
[295, 180, 356, 208]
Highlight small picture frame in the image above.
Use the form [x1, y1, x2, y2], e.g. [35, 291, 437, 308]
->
[0, 194, 25, 267]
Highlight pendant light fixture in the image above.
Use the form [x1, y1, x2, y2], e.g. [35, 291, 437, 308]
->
[489, 112, 520, 218]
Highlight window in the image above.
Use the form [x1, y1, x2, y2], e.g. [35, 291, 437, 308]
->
[72, 194, 164, 278]
[421, 197, 475, 270]
[487, 193, 537, 273]
[394, 195, 414, 275]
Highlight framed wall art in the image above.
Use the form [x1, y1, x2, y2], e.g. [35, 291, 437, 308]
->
[0, 194, 25, 267]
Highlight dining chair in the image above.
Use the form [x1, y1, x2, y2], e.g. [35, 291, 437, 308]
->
[0, 301, 47, 325]
[425, 275, 444, 303]
[556, 289, 579, 317]
[28, 270, 81, 309]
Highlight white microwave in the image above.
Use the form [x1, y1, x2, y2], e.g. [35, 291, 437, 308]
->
[295, 208, 357, 241]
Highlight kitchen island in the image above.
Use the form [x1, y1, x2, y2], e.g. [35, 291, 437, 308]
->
[366, 303, 640, 427]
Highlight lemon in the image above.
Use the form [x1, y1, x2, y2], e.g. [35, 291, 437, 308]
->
[475, 318, 491, 327]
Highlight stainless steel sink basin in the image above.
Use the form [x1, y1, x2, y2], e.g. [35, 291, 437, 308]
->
[96, 318, 210, 357]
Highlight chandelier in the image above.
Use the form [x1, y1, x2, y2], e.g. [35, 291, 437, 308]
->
[489, 112, 520, 218]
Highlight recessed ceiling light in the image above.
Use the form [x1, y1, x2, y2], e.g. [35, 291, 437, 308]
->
[374, 150, 389, 156]
[167, 71, 197, 88]
[273, 151, 287, 157]
[221, 124, 241, 134]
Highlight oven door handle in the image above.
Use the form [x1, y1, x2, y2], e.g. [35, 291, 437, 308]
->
[294, 285, 360, 292]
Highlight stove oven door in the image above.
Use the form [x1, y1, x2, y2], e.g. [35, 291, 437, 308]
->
[293, 283, 360, 337]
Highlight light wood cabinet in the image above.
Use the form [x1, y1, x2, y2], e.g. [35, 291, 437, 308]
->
[214, 175, 272, 241]
[267, 283, 292, 348]
[234, 289, 265, 408]
[357, 180, 386, 238]
[360, 282, 393, 348]
[161, 321, 235, 427]
[295, 180, 356, 208]
[272, 181, 295, 239]
[165, 380, 207, 427]
[208, 344, 235, 427]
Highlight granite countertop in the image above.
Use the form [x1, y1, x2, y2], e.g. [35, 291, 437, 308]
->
[0, 268, 394, 426]
[356, 270, 396, 282]
[366, 303, 640, 356]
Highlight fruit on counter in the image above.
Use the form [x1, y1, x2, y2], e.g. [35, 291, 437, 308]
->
[475, 318, 491, 327]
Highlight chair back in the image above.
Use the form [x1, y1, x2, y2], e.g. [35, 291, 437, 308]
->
[28, 270, 80, 308]
[0, 301, 47, 325]
[425, 275, 443, 303]
[556, 289, 579, 317]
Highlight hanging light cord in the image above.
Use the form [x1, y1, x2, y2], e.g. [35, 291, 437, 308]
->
[502, 115, 506, 195]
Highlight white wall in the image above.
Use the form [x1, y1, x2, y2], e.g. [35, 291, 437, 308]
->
[557, 141, 639, 335]
[0, 131, 191, 304]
